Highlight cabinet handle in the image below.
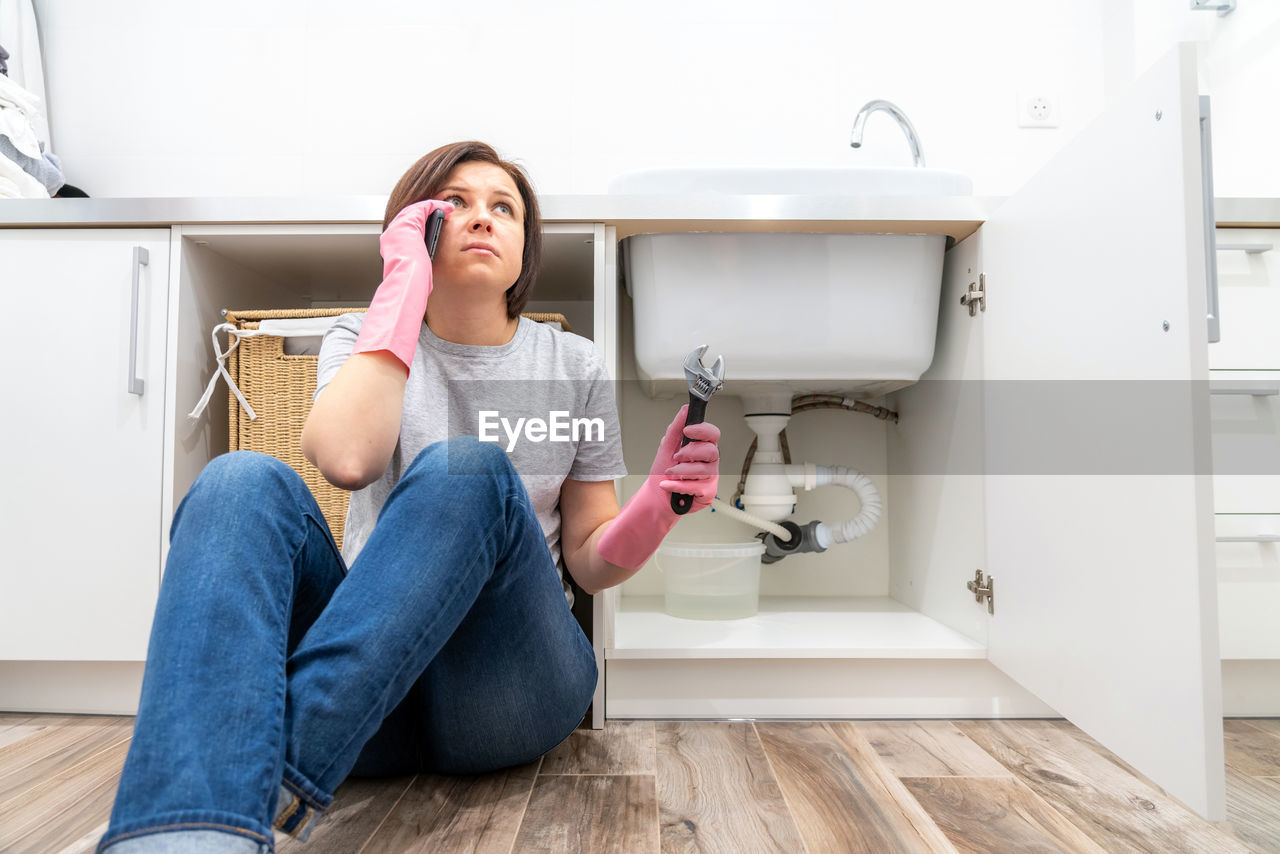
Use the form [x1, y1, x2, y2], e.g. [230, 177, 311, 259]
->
[1200, 96, 1221, 344]
[1216, 243, 1273, 254]
[1217, 535, 1280, 543]
[128, 246, 149, 396]
[1209, 383, 1279, 396]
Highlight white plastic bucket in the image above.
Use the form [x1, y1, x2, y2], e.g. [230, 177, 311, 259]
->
[655, 541, 765, 620]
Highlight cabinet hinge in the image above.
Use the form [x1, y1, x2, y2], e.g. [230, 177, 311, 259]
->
[966, 569, 994, 615]
[960, 273, 986, 317]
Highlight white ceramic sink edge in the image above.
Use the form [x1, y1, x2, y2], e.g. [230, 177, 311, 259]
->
[607, 166, 972, 197]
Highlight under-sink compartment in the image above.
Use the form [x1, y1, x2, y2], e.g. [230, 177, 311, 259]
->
[609, 382, 992, 661]
[605, 397, 1009, 717]
[604, 231, 1051, 717]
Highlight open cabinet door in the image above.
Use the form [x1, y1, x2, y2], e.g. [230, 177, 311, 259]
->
[981, 43, 1225, 819]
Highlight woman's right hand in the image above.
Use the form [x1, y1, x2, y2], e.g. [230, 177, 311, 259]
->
[352, 199, 455, 371]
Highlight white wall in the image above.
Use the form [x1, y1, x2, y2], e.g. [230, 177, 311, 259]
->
[31, 0, 1113, 198]
[23, 1, 1277, 199]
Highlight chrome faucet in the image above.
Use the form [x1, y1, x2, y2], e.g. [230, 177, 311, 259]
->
[850, 100, 926, 167]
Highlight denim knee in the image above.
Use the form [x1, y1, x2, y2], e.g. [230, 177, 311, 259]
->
[407, 435, 516, 480]
[172, 452, 313, 541]
[195, 450, 299, 491]
[394, 437, 524, 524]
[186, 452, 304, 508]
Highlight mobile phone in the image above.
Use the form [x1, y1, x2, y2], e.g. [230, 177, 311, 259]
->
[425, 209, 446, 260]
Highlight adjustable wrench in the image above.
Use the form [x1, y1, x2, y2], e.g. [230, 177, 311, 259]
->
[671, 344, 725, 515]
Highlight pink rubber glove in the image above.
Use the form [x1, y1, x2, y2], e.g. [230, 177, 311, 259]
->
[352, 199, 455, 371]
[597, 404, 721, 570]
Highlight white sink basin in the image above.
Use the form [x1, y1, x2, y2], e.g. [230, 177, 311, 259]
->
[626, 231, 947, 401]
[607, 166, 972, 197]
[615, 166, 971, 401]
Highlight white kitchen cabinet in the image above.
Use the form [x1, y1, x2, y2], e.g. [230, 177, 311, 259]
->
[609, 43, 1227, 821]
[0, 229, 171, 661]
[1209, 223, 1280, 715]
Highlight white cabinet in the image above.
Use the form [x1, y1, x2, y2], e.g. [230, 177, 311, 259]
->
[0, 229, 171, 661]
[1209, 228, 1280, 512]
[609, 43, 1227, 821]
[1209, 226, 1280, 708]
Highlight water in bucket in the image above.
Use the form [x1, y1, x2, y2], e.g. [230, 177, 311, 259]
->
[656, 541, 765, 620]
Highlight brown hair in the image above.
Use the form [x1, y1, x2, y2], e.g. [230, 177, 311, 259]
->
[384, 141, 542, 320]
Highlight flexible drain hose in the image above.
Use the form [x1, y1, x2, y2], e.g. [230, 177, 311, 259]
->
[817, 465, 883, 543]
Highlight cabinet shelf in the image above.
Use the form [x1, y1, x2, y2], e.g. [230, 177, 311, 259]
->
[610, 596, 986, 660]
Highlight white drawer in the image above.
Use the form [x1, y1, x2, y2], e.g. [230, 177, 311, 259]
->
[1211, 370, 1280, 513]
[1210, 227, 1280, 370]
[1215, 515, 1280, 659]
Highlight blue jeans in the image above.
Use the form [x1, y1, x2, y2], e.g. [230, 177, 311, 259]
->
[98, 438, 598, 853]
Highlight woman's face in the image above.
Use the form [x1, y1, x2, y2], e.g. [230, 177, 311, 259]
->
[430, 161, 525, 298]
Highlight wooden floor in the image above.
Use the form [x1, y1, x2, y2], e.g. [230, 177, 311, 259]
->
[0, 715, 1277, 853]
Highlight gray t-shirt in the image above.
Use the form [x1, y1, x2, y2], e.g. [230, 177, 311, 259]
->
[315, 313, 628, 605]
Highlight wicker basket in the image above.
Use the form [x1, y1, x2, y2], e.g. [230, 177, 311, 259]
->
[221, 307, 572, 550]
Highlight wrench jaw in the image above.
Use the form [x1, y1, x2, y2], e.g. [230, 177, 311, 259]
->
[684, 346, 725, 402]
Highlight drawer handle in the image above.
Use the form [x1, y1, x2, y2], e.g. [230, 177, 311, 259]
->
[1215, 243, 1273, 254]
[1200, 96, 1220, 344]
[1217, 535, 1280, 543]
[128, 246, 149, 396]
[1209, 383, 1279, 396]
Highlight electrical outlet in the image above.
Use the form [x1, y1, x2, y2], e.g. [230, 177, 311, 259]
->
[1017, 92, 1060, 128]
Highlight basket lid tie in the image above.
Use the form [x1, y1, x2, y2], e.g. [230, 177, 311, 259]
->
[187, 322, 259, 422]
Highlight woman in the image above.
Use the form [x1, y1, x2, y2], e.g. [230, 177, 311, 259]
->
[97, 141, 721, 853]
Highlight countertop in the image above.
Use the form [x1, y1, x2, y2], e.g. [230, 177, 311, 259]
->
[0, 196, 1275, 236]
[0, 194, 995, 244]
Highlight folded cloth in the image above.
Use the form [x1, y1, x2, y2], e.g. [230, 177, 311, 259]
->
[0, 132, 60, 192]
[0, 0, 51, 147]
[0, 147, 45, 197]
[0, 70, 40, 111]
[0, 72, 44, 160]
